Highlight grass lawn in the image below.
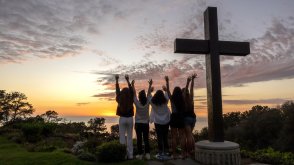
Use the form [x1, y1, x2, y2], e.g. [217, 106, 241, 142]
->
[0, 136, 145, 165]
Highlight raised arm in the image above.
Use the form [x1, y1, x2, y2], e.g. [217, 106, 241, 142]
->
[115, 74, 120, 96]
[164, 76, 172, 98]
[125, 74, 131, 89]
[147, 79, 153, 97]
[125, 74, 134, 97]
[190, 73, 197, 99]
[184, 76, 192, 96]
[131, 80, 136, 98]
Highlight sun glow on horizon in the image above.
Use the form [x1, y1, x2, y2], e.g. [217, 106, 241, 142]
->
[24, 77, 294, 119]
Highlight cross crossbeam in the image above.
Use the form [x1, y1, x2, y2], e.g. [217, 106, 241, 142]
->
[175, 39, 250, 56]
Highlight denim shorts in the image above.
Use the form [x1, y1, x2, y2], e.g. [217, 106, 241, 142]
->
[184, 117, 196, 129]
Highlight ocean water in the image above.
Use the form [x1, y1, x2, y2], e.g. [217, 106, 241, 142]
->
[62, 116, 208, 135]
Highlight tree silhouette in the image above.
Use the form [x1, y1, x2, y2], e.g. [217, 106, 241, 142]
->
[0, 90, 7, 123]
[41, 110, 62, 123]
[223, 111, 242, 129]
[87, 117, 107, 135]
[223, 104, 290, 150]
[277, 101, 294, 151]
[0, 90, 34, 123]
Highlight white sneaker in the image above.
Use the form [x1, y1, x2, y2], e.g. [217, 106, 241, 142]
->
[155, 153, 163, 160]
[145, 153, 151, 160]
[135, 154, 142, 160]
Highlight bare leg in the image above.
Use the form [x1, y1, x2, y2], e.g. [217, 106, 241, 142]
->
[179, 128, 187, 158]
[185, 125, 195, 157]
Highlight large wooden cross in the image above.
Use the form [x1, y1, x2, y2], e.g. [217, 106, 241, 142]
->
[175, 7, 250, 142]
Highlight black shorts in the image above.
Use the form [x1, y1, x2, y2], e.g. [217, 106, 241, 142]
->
[169, 113, 185, 128]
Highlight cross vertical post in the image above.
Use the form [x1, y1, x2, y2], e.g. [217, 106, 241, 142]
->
[204, 7, 224, 142]
[174, 7, 250, 142]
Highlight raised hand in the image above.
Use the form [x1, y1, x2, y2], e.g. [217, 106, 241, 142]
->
[115, 74, 119, 81]
[164, 76, 169, 82]
[192, 73, 197, 79]
[131, 80, 135, 86]
[148, 79, 153, 85]
[147, 79, 154, 96]
[125, 74, 129, 81]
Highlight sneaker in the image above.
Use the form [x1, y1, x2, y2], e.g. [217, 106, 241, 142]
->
[128, 154, 133, 160]
[155, 153, 163, 160]
[145, 153, 151, 160]
[164, 152, 171, 157]
[135, 154, 142, 160]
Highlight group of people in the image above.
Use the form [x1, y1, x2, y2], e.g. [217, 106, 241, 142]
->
[115, 74, 197, 160]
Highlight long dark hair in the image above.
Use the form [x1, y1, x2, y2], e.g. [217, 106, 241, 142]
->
[117, 87, 133, 113]
[171, 86, 185, 112]
[138, 90, 147, 106]
[182, 87, 192, 112]
[151, 90, 167, 106]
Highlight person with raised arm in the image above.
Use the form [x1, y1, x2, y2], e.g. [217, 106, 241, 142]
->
[183, 73, 197, 158]
[131, 79, 153, 160]
[149, 77, 171, 160]
[164, 76, 186, 159]
[115, 74, 134, 159]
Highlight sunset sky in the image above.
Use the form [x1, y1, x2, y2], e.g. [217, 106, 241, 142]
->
[0, 0, 293, 119]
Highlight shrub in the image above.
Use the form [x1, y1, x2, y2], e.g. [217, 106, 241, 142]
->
[193, 127, 208, 141]
[84, 137, 103, 154]
[24, 143, 56, 152]
[25, 143, 37, 152]
[41, 122, 57, 137]
[4, 129, 22, 140]
[0, 127, 15, 135]
[71, 141, 86, 155]
[252, 148, 282, 164]
[10, 135, 24, 144]
[63, 148, 72, 153]
[20, 122, 58, 143]
[77, 152, 96, 162]
[21, 123, 42, 142]
[96, 141, 126, 162]
[241, 148, 294, 165]
[43, 137, 68, 148]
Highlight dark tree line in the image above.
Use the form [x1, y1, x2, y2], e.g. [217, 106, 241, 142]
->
[194, 101, 294, 152]
[223, 101, 294, 152]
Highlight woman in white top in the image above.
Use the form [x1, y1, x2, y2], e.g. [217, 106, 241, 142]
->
[149, 78, 171, 158]
[131, 79, 153, 160]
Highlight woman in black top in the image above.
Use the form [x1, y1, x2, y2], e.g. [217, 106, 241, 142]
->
[164, 76, 186, 159]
